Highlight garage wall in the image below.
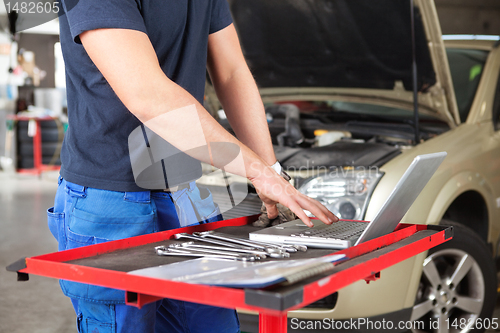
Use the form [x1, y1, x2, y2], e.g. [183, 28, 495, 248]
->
[18, 33, 59, 88]
[435, 0, 500, 36]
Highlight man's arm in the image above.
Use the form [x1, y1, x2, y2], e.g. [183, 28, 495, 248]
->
[207, 24, 283, 220]
[207, 25, 276, 166]
[79, 27, 337, 227]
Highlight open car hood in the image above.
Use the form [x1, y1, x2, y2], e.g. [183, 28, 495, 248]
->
[229, 0, 460, 126]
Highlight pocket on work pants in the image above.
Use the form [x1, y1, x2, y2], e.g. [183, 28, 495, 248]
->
[76, 303, 117, 333]
[65, 208, 155, 249]
[60, 186, 156, 304]
[47, 207, 64, 241]
[47, 176, 66, 246]
[83, 318, 114, 333]
[190, 186, 222, 224]
[172, 183, 221, 227]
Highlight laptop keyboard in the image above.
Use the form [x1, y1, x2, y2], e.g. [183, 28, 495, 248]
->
[293, 221, 367, 240]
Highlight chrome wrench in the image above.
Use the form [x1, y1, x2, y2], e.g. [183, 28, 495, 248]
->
[194, 231, 290, 257]
[243, 238, 307, 252]
[174, 233, 253, 249]
[175, 232, 289, 257]
[179, 242, 275, 259]
[205, 232, 305, 252]
[169, 243, 262, 260]
[155, 246, 257, 262]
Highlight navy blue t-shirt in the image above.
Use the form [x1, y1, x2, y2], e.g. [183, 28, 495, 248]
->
[58, 0, 233, 191]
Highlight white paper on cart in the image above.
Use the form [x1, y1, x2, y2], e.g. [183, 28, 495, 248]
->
[128, 254, 345, 288]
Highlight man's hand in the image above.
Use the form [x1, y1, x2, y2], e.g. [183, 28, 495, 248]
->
[249, 165, 338, 227]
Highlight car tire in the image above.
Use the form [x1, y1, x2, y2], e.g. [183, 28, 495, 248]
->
[17, 120, 59, 130]
[19, 142, 61, 156]
[18, 127, 61, 143]
[17, 156, 61, 169]
[410, 220, 497, 333]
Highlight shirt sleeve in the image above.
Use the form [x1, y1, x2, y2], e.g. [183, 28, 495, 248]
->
[209, 0, 233, 34]
[60, 0, 147, 44]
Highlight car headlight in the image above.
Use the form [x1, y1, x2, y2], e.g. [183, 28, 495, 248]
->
[298, 168, 383, 220]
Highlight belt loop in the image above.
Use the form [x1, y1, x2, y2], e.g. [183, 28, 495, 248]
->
[124, 191, 151, 203]
[65, 180, 87, 198]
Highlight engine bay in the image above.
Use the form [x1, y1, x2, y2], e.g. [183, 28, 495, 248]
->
[217, 101, 449, 170]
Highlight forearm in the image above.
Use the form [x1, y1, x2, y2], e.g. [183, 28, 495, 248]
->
[207, 24, 276, 166]
[211, 67, 277, 166]
[135, 76, 271, 179]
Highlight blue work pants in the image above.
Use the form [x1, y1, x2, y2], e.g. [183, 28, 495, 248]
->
[47, 177, 239, 333]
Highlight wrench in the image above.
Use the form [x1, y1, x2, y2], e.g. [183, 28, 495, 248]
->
[211, 232, 306, 252]
[194, 231, 290, 257]
[155, 246, 257, 262]
[169, 243, 262, 260]
[174, 233, 255, 249]
[244, 238, 307, 252]
[235, 238, 298, 252]
[193, 231, 269, 250]
[179, 243, 276, 259]
[175, 232, 290, 257]
[167, 247, 258, 261]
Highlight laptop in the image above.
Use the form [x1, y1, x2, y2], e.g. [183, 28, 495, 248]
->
[250, 152, 447, 249]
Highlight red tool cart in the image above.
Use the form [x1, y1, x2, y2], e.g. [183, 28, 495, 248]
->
[7, 215, 452, 333]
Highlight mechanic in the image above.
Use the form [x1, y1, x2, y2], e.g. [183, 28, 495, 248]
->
[47, 0, 338, 332]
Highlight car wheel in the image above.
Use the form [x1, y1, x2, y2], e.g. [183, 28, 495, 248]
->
[410, 221, 497, 333]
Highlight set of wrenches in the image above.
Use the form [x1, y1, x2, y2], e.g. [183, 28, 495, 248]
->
[155, 231, 307, 262]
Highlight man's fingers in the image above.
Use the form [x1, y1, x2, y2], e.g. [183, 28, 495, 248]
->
[296, 195, 338, 225]
[251, 173, 337, 228]
[304, 195, 339, 223]
[265, 203, 278, 219]
[285, 201, 313, 227]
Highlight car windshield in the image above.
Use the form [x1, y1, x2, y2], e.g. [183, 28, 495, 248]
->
[446, 48, 489, 122]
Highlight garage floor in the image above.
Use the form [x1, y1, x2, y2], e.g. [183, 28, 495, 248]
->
[0, 172, 76, 333]
[1, 172, 499, 333]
